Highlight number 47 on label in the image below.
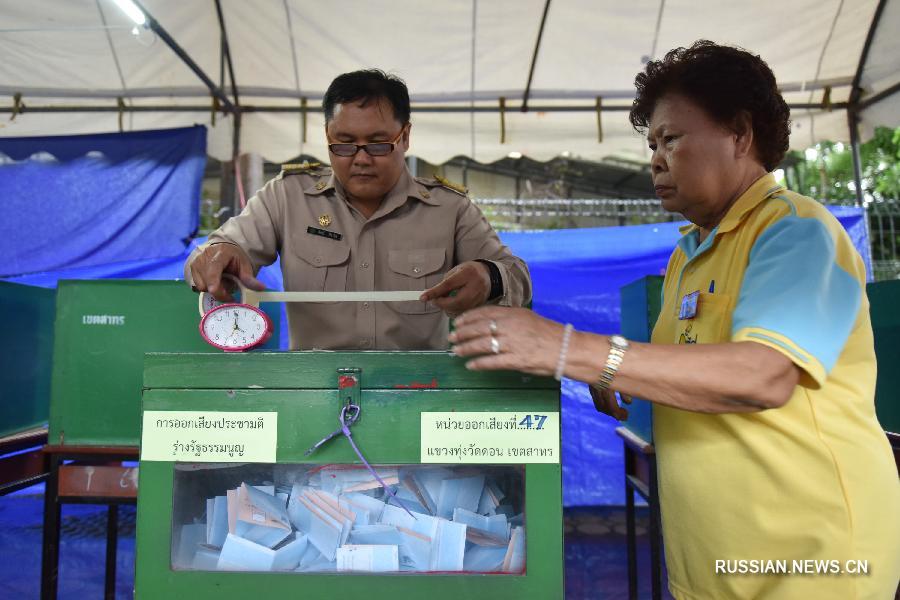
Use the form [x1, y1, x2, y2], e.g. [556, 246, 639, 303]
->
[519, 414, 548, 430]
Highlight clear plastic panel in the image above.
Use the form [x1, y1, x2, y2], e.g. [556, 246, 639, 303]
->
[171, 463, 526, 574]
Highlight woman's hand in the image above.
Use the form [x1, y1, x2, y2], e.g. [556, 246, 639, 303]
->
[589, 385, 632, 421]
[449, 306, 567, 376]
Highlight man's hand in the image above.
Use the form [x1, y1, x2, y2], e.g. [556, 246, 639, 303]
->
[189, 243, 265, 301]
[420, 260, 492, 317]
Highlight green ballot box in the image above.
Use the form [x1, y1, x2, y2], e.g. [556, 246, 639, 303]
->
[136, 351, 563, 599]
[619, 275, 664, 443]
[0, 281, 55, 439]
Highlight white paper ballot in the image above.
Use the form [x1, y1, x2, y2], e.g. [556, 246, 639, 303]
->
[502, 526, 526, 573]
[191, 546, 221, 571]
[453, 507, 510, 543]
[234, 483, 292, 548]
[337, 545, 400, 572]
[349, 524, 403, 546]
[217, 533, 277, 571]
[436, 475, 485, 520]
[207, 496, 229, 547]
[271, 534, 309, 571]
[429, 519, 467, 572]
[175, 523, 207, 568]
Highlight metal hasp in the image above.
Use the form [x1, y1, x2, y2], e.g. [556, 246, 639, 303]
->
[337, 367, 362, 412]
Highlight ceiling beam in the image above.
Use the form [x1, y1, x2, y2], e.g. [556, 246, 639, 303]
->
[849, 0, 889, 109]
[131, 0, 234, 113]
[858, 79, 900, 111]
[846, 0, 888, 205]
[0, 100, 849, 115]
[521, 0, 552, 113]
[214, 0, 240, 107]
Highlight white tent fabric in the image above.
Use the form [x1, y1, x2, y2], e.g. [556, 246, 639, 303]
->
[0, 0, 897, 164]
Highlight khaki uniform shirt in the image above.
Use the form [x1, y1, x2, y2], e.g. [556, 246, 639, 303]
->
[186, 164, 531, 350]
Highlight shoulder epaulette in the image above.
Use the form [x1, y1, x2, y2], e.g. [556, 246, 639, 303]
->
[429, 174, 468, 196]
[280, 161, 326, 176]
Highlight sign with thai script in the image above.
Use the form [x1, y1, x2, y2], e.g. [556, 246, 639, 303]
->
[141, 411, 277, 462]
[420, 412, 560, 464]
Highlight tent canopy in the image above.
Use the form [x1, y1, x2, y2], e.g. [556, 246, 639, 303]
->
[1, 0, 898, 164]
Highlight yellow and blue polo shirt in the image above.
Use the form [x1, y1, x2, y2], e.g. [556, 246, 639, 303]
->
[651, 173, 900, 600]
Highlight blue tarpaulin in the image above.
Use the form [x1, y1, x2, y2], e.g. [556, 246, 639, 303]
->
[0, 126, 206, 278]
[0, 129, 872, 505]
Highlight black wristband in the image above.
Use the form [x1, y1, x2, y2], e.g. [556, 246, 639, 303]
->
[475, 259, 504, 301]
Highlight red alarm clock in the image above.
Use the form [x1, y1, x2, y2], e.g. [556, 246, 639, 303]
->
[199, 303, 272, 352]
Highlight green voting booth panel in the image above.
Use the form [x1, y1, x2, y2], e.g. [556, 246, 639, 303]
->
[48, 280, 279, 447]
[868, 280, 900, 434]
[136, 352, 563, 599]
[619, 276, 664, 443]
[0, 281, 56, 438]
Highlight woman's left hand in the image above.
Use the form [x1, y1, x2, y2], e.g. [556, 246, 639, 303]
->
[449, 306, 567, 376]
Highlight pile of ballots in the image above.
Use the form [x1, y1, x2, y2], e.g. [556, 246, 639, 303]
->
[172, 464, 526, 573]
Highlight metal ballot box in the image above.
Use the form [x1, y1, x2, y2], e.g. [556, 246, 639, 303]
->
[136, 351, 563, 599]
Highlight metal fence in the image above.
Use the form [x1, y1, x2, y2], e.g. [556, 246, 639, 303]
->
[475, 197, 900, 281]
[867, 199, 900, 281]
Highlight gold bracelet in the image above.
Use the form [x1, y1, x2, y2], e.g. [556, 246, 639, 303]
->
[596, 335, 629, 390]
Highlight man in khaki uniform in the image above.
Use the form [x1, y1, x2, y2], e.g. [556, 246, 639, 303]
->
[186, 69, 531, 350]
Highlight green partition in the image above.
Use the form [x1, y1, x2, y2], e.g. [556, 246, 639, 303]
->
[0, 281, 56, 438]
[136, 351, 562, 599]
[619, 276, 664, 443]
[48, 280, 279, 447]
[868, 280, 900, 434]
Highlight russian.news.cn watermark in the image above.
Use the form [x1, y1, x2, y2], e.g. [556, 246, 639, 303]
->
[715, 559, 870, 576]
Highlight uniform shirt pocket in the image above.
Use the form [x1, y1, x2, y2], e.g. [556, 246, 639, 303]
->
[289, 240, 351, 295]
[676, 292, 732, 345]
[386, 248, 446, 314]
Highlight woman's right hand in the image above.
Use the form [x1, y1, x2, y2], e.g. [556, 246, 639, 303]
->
[589, 385, 632, 421]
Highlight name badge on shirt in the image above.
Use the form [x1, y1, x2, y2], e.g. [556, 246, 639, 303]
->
[679, 290, 700, 320]
[307, 226, 342, 241]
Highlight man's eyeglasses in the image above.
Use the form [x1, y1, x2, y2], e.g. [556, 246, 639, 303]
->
[328, 126, 407, 157]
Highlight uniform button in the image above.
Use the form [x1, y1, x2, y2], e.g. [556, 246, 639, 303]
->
[412, 266, 420, 274]
[362, 302, 370, 310]
[315, 181, 326, 190]
[360, 261, 369, 269]
[422, 190, 431, 199]
[314, 257, 322, 264]
[360, 339, 370, 347]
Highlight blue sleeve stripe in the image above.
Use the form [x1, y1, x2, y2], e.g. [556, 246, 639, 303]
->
[771, 194, 797, 216]
[732, 214, 860, 374]
[744, 331, 809, 364]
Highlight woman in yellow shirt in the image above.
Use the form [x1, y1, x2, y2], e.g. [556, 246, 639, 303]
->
[450, 40, 900, 599]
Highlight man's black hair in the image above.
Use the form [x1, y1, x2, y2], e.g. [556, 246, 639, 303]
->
[323, 69, 411, 125]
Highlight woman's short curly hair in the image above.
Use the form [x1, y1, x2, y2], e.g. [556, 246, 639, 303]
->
[629, 40, 791, 172]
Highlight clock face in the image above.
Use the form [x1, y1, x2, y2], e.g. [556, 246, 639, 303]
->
[199, 303, 272, 352]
